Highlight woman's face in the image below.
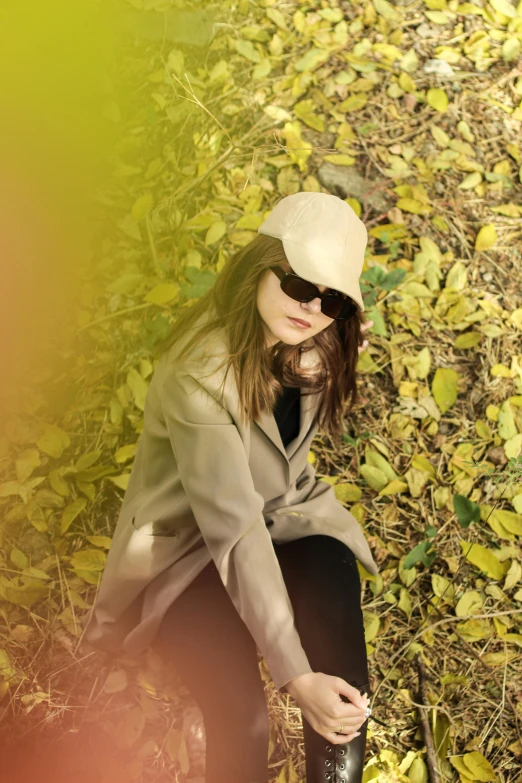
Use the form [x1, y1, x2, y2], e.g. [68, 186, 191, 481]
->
[256, 261, 336, 348]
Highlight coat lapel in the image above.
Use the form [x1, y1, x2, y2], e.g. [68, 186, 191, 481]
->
[253, 386, 319, 462]
[253, 345, 322, 464]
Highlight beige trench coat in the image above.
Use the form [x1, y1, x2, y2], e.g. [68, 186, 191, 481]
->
[82, 311, 379, 692]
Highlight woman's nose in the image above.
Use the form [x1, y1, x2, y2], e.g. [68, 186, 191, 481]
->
[301, 297, 322, 313]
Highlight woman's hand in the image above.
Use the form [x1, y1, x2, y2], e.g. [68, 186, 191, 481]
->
[285, 672, 369, 745]
[358, 319, 373, 354]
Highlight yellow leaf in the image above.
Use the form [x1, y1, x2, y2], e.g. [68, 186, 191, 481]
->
[334, 483, 362, 503]
[363, 610, 380, 642]
[445, 261, 468, 291]
[0, 580, 48, 607]
[283, 121, 312, 171]
[365, 448, 399, 482]
[498, 400, 518, 440]
[345, 197, 361, 217]
[360, 464, 388, 491]
[131, 194, 153, 222]
[510, 308, 522, 329]
[482, 652, 518, 666]
[396, 198, 432, 214]
[338, 93, 368, 112]
[502, 38, 521, 62]
[462, 750, 499, 782]
[308, 450, 316, 464]
[144, 283, 180, 305]
[70, 549, 107, 572]
[455, 590, 484, 617]
[475, 224, 497, 252]
[475, 419, 492, 439]
[294, 99, 325, 132]
[86, 535, 112, 549]
[263, 105, 293, 122]
[490, 363, 515, 377]
[431, 367, 459, 414]
[460, 541, 509, 581]
[37, 425, 71, 460]
[504, 433, 522, 460]
[454, 332, 482, 349]
[115, 443, 137, 464]
[491, 203, 522, 218]
[411, 455, 436, 476]
[372, 0, 403, 23]
[491, 509, 522, 536]
[456, 618, 493, 640]
[323, 154, 356, 166]
[127, 368, 149, 411]
[458, 171, 483, 190]
[490, 0, 517, 18]
[108, 474, 131, 491]
[104, 669, 128, 694]
[432, 574, 455, 604]
[205, 221, 227, 246]
[430, 125, 450, 148]
[379, 480, 409, 495]
[504, 559, 522, 590]
[426, 10, 451, 23]
[427, 88, 449, 112]
[398, 588, 413, 618]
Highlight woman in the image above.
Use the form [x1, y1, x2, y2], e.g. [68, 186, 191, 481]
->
[83, 192, 380, 782]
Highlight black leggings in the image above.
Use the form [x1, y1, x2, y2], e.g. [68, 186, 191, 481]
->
[154, 535, 370, 783]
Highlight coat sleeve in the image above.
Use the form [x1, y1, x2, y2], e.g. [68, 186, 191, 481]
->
[160, 366, 313, 692]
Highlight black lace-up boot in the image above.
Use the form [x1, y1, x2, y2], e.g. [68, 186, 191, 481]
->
[301, 684, 370, 783]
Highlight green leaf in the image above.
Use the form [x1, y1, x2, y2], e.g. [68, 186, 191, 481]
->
[60, 497, 88, 535]
[180, 268, 216, 300]
[380, 268, 407, 291]
[70, 549, 107, 572]
[404, 540, 437, 569]
[235, 39, 261, 63]
[454, 494, 481, 528]
[75, 451, 102, 471]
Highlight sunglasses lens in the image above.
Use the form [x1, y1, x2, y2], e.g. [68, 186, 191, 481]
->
[283, 276, 317, 302]
[322, 296, 358, 319]
[280, 270, 358, 320]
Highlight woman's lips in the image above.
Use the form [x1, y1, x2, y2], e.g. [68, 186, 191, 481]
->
[288, 316, 311, 328]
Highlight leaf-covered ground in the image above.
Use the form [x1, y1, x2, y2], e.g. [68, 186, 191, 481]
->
[1, 0, 522, 782]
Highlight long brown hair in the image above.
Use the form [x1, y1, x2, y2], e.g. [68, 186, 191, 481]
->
[153, 234, 368, 441]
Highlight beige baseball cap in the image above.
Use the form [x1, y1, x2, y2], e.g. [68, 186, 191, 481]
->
[258, 192, 367, 312]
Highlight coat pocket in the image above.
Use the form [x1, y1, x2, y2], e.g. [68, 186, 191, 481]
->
[131, 515, 180, 538]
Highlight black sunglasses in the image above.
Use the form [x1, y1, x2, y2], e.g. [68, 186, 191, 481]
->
[270, 265, 358, 320]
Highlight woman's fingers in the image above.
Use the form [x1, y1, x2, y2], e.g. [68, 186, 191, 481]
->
[361, 320, 373, 332]
[324, 729, 361, 745]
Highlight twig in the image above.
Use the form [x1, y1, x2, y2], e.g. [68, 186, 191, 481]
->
[416, 653, 442, 783]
